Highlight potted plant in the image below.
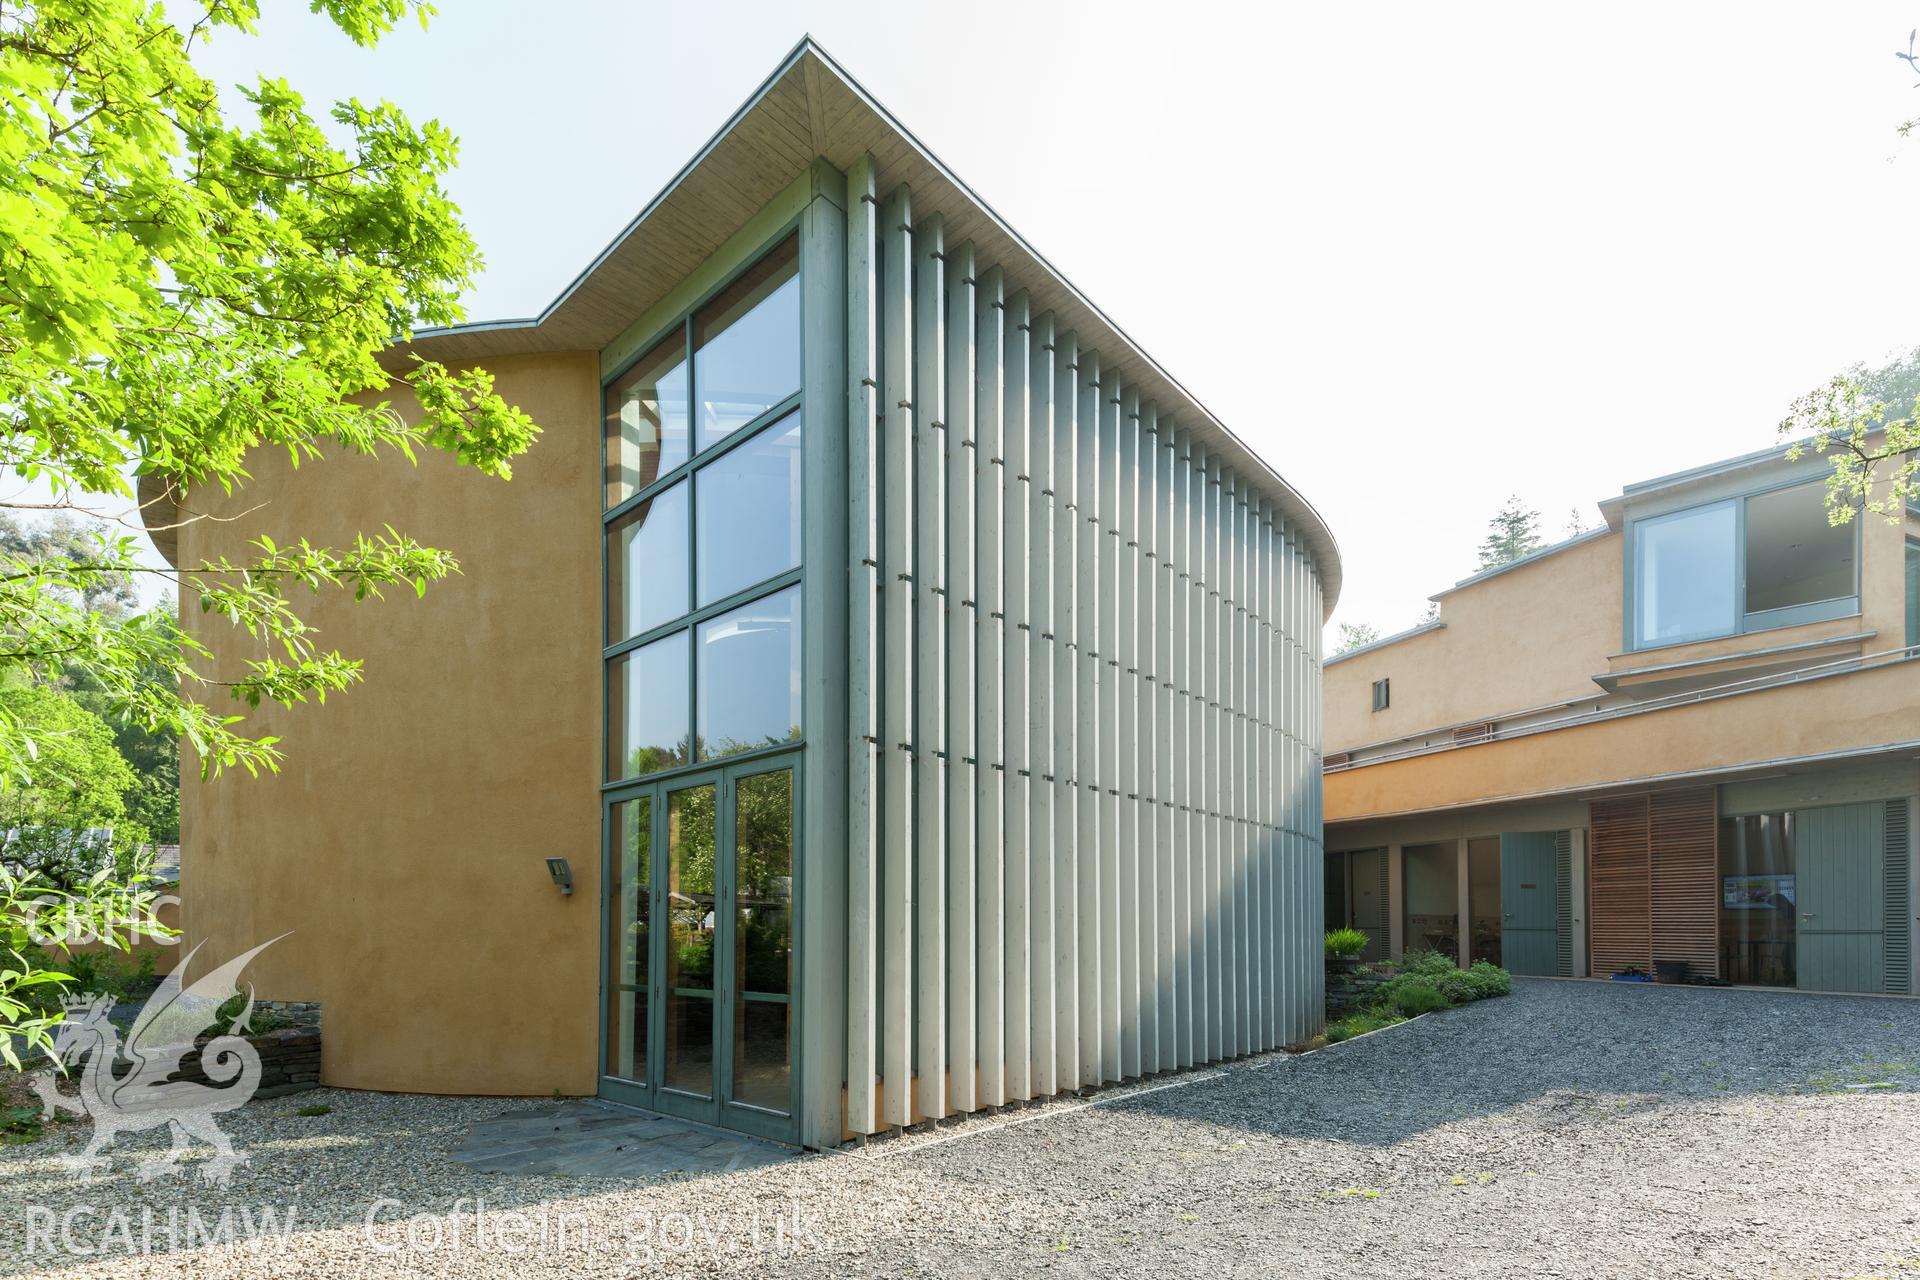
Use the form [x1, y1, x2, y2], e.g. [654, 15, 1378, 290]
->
[1325, 927, 1369, 976]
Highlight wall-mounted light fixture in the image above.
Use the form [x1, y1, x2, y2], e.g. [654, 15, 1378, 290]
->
[545, 857, 573, 896]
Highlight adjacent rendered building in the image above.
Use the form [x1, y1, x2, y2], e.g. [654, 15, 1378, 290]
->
[1325, 443, 1918, 994]
[154, 41, 1341, 1149]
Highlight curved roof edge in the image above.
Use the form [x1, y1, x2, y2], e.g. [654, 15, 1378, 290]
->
[386, 35, 1341, 616]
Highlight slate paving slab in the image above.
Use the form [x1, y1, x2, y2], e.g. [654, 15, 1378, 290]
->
[449, 1100, 793, 1180]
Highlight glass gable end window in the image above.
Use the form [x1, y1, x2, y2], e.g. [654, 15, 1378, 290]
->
[603, 232, 805, 784]
[1630, 480, 1858, 650]
[698, 585, 801, 761]
[696, 411, 801, 606]
[693, 238, 800, 449]
[604, 331, 690, 508]
[607, 482, 689, 643]
[608, 631, 691, 778]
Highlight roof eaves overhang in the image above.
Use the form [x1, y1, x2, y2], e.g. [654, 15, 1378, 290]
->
[379, 36, 1343, 616]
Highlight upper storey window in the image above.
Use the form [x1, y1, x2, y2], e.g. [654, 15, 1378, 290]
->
[602, 233, 804, 783]
[1629, 480, 1857, 650]
[692, 242, 801, 449]
[604, 234, 799, 508]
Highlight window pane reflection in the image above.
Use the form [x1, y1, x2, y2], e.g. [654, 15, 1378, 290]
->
[1743, 482, 1854, 615]
[604, 331, 689, 508]
[734, 770, 792, 996]
[697, 586, 801, 760]
[1719, 812, 1797, 986]
[731, 768, 791, 1113]
[733, 1001, 789, 1113]
[607, 481, 689, 643]
[607, 631, 690, 780]
[605, 797, 650, 1082]
[696, 413, 801, 606]
[693, 236, 799, 448]
[1634, 502, 1737, 647]
[664, 783, 717, 1097]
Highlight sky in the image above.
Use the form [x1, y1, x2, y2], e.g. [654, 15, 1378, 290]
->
[47, 2, 1920, 635]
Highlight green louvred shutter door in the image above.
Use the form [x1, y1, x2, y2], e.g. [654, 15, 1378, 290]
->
[1554, 830, 1574, 978]
[1887, 798, 1912, 996]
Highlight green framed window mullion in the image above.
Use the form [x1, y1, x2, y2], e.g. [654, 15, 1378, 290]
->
[715, 771, 739, 1114]
[602, 567, 803, 662]
[646, 782, 667, 1097]
[603, 741, 802, 793]
[600, 351, 803, 529]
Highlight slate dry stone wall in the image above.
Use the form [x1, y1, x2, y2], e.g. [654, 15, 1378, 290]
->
[1326, 963, 1393, 1018]
[172, 1001, 321, 1099]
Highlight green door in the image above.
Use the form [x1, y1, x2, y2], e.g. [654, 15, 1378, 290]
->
[601, 760, 798, 1142]
[1796, 802, 1885, 994]
[1500, 832, 1560, 976]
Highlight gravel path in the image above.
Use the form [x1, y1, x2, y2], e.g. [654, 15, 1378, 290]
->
[4, 979, 1918, 1278]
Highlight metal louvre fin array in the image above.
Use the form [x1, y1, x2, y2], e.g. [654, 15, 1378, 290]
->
[843, 166, 1327, 1135]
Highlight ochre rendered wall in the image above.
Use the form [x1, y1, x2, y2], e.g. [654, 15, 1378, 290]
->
[1325, 532, 1622, 752]
[176, 352, 601, 1095]
[1326, 485, 1915, 757]
[1324, 659, 1920, 824]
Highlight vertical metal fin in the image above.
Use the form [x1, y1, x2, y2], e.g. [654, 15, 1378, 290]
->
[878, 184, 915, 1129]
[844, 154, 880, 1136]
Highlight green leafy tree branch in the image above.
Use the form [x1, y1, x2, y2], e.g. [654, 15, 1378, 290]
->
[0, 0, 539, 1053]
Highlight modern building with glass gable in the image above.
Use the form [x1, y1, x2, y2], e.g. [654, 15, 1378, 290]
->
[158, 40, 1341, 1150]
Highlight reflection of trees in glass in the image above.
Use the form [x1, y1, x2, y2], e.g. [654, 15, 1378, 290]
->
[627, 731, 802, 779]
[616, 800, 650, 982]
[633, 767, 793, 995]
[668, 787, 717, 990]
[735, 771, 792, 995]
[697, 727, 802, 765]
[627, 738, 693, 777]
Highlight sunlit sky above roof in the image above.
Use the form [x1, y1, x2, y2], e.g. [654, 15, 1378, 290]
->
[42, 2, 1920, 637]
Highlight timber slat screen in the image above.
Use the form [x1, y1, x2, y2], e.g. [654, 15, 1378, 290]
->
[1589, 795, 1653, 978]
[1589, 787, 1719, 980]
[841, 163, 1328, 1135]
[1649, 787, 1719, 978]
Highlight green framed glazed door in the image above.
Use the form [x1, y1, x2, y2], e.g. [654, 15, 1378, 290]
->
[1795, 802, 1886, 994]
[654, 772, 726, 1126]
[1499, 832, 1560, 976]
[600, 760, 798, 1141]
[602, 793, 656, 1107]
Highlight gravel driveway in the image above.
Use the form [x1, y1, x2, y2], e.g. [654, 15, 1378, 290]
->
[4, 978, 1919, 1278]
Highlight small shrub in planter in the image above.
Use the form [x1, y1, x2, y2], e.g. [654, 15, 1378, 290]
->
[1387, 979, 1450, 1017]
[1324, 928, 1369, 959]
